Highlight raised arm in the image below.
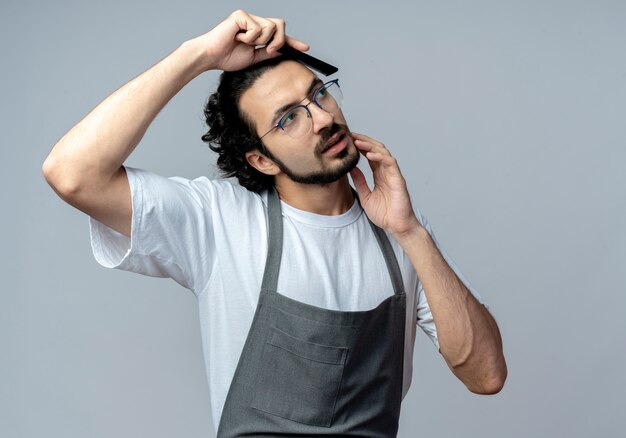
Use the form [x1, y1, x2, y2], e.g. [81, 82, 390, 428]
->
[42, 9, 309, 236]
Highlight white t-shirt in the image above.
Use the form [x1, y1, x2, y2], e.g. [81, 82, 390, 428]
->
[89, 166, 486, 430]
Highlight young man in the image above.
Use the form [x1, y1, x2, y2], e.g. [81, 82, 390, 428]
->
[43, 9, 506, 437]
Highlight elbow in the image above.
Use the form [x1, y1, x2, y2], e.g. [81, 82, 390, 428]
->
[42, 153, 83, 200]
[467, 361, 508, 395]
[469, 374, 506, 395]
[42, 154, 58, 187]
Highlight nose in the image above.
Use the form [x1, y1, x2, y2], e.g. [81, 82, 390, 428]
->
[308, 101, 334, 134]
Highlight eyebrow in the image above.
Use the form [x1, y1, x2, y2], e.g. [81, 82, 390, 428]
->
[271, 77, 324, 125]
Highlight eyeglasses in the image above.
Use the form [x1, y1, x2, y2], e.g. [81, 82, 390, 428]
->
[258, 79, 343, 140]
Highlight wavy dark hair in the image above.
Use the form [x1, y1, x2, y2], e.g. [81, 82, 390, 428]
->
[201, 55, 297, 193]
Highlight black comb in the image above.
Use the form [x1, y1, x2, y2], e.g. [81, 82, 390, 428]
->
[238, 30, 339, 76]
[276, 44, 338, 76]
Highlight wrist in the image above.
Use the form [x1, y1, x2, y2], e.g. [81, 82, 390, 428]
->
[179, 38, 215, 74]
[391, 220, 428, 248]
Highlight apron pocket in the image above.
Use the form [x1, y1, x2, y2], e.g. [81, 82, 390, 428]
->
[250, 326, 348, 427]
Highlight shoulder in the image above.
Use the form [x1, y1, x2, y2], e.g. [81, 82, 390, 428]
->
[196, 177, 267, 210]
[127, 167, 265, 209]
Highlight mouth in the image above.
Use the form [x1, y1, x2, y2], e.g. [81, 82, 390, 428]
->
[321, 131, 347, 155]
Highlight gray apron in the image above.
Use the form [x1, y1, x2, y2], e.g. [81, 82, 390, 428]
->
[216, 186, 407, 437]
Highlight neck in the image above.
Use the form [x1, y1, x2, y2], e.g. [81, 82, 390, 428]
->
[274, 175, 355, 215]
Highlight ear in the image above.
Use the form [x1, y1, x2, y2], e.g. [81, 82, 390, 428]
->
[245, 150, 281, 176]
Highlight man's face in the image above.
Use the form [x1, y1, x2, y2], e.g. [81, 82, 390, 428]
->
[240, 61, 359, 185]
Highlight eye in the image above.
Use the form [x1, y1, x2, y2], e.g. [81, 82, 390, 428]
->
[281, 109, 299, 127]
[316, 86, 328, 99]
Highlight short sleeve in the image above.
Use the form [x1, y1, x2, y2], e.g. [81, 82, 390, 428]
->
[413, 206, 488, 349]
[89, 166, 216, 295]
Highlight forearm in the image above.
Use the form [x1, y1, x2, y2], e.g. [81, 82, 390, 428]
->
[393, 225, 507, 394]
[43, 39, 208, 193]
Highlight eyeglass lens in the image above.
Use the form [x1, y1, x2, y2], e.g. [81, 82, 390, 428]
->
[279, 82, 343, 139]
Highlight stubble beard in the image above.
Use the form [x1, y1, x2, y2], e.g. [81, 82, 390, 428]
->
[264, 123, 361, 186]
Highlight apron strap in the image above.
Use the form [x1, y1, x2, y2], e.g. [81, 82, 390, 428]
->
[261, 185, 284, 292]
[261, 186, 406, 296]
[351, 188, 406, 297]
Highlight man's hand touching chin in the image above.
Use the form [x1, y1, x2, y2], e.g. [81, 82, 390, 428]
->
[348, 132, 422, 239]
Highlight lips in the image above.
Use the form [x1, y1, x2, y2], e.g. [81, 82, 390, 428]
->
[321, 131, 345, 153]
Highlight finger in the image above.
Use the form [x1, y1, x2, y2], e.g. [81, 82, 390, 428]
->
[354, 138, 392, 159]
[235, 25, 263, 45]
[244, 12, 308, 51]
[351, 132, 391, 156]
[352, 137, 373, 152]
[285, 35, 310, 51]
[364, 151, 400, 175]
[252, 18, 278, 47]
[265, 18, 286, 54]
[349, 166, 371, 199]
[357, 138, 392, 157]
[365, 152, 382, 174]
[252, 46, 281, 64]
[231, 9, 263, 45]
[351, 132, 383, 143]
[366, 151, 398, 168]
